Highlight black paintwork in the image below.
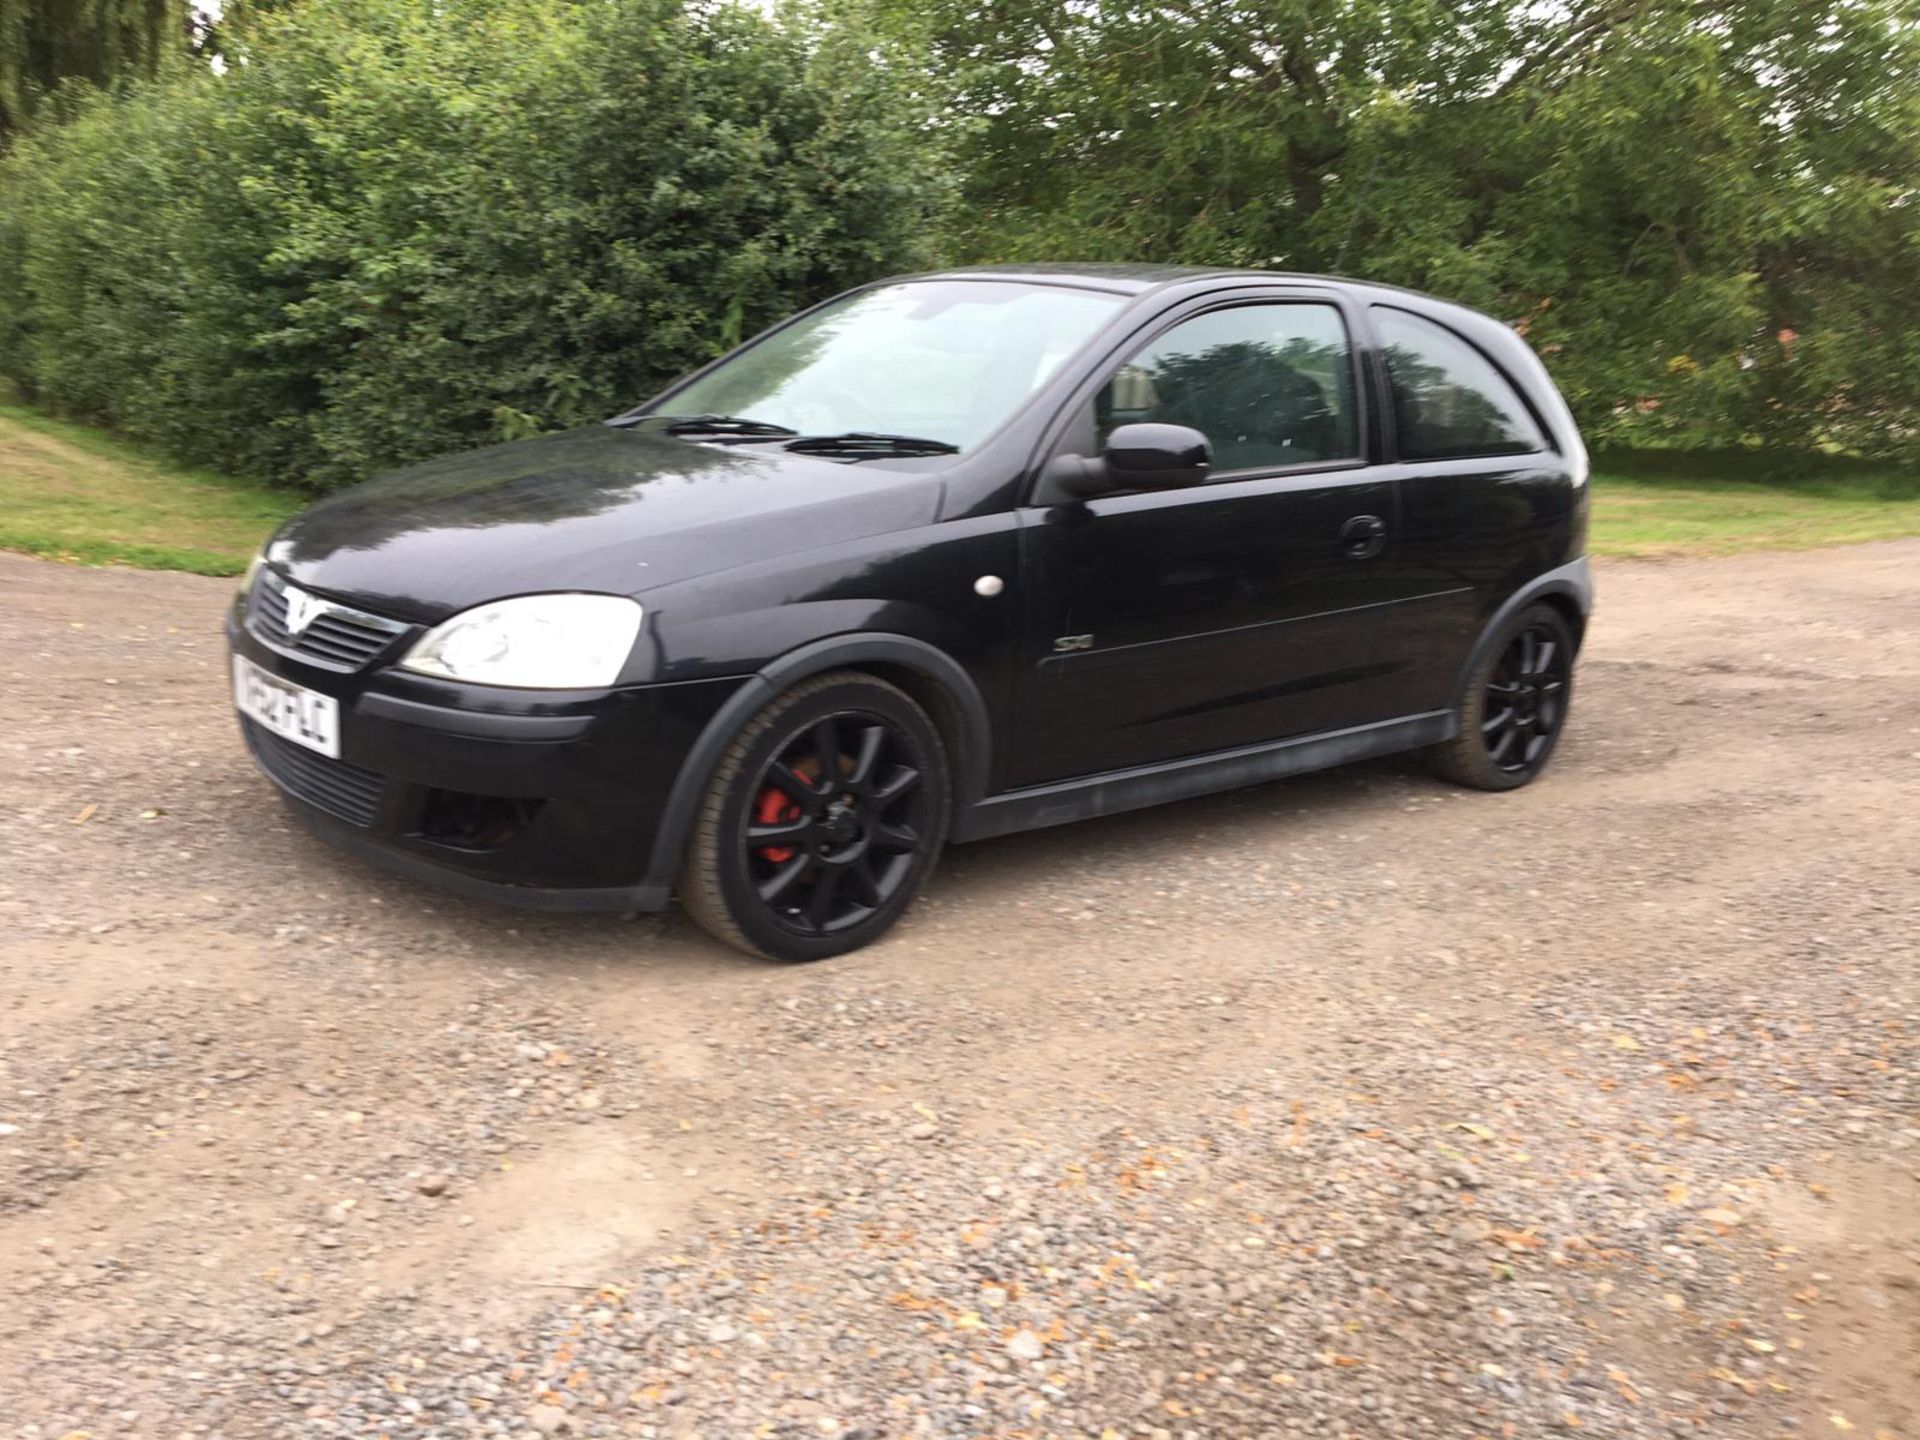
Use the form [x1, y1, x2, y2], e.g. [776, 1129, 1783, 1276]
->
[232, 265, 1593, 909]
[273, 424, 943, 625]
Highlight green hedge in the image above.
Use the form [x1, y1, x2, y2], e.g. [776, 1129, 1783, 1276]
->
[0, 0, 949, 492]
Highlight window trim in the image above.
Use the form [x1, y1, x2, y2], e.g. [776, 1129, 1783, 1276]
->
[1367, 304, 1550, 464]
[1025, 287, 1374, 505]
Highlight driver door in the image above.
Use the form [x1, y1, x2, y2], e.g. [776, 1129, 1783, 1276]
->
[1009, 295, 1402, 786]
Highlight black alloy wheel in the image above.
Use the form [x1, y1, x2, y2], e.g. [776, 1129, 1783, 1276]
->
[1429, 602, 1576, 791]
[680, 672, 950, 961]
[1481, 623, 1570, 774]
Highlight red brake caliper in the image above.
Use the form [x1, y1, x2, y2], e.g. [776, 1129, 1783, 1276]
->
[753, 758, 816, 863]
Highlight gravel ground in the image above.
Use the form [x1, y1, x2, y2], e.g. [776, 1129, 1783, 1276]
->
[1, 543, 1917, 1440]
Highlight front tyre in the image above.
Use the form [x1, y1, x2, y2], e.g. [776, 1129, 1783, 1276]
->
[1429, 602, 1576, 792]
[678, 672, 951, 961]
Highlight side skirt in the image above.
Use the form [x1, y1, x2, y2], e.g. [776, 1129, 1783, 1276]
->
[951, 710, 1454, 843]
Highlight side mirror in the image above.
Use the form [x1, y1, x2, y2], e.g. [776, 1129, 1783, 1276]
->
[1052, 423, 1211, 499]
[1107, 423, 1211, 490]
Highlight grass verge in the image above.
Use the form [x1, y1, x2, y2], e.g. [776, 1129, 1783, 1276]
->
[2, 397, 1918, 573]
[0, 401, 300, 576]
[1589, 462, 1920, 556]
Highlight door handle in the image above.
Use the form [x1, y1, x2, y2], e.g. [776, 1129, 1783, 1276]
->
[1340, 513, 1387, 559]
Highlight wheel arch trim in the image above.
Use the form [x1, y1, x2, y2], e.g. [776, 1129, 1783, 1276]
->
[641, 634, 993, 894]
[1449, 556, 1594, 714]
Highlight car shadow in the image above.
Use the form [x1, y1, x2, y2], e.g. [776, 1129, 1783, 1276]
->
[928, 752, 1431, 899]
[224, 750, 1436, 973]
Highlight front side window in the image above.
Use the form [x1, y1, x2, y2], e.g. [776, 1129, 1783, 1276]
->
[657, 281, 1124, 452]
[1373, 307, 1544, 460]
[1096, 302, 1359, 472]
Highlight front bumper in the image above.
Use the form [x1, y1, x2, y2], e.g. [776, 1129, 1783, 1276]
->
[226, 609, 745, 911]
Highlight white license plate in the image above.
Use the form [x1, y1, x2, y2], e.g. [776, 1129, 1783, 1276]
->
[233, 654, 340, 758]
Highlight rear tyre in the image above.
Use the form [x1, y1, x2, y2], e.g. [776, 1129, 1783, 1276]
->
[1428, 603, 1576, 792]
[678, 672, 950, 962]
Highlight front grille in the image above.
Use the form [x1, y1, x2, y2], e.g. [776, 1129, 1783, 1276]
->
[249, 569, 408, 671]
[242, 718, 386, 827]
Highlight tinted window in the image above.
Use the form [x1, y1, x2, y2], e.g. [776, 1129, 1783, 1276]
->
[1096, 303, 1358, 472]
[1373, 307, 1544, 460]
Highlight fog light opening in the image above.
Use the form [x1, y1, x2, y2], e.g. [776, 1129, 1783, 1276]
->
[417, 789, 546, 851]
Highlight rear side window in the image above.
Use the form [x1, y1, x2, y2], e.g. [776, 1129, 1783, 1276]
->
[1373, 307, 1544, 460]
[1096, 302, 1359, 472]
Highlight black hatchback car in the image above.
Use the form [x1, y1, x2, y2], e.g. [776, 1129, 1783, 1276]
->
[229, 265, 1591, 960]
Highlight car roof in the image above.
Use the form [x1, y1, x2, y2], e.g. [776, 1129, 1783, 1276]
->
[917, 263, 1251, 294]
[906, 263, 1538, 370]
[910, 261, 1434, 302]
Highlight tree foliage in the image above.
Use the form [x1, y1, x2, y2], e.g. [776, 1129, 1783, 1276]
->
[0, 0, 951, 489]
[0, 0, 186, 139]
[0, 0, 1915, 485]
[884, 0, 1920, 458]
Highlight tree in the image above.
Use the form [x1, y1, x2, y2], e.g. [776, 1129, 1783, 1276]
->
[188, 0, 305, 65]
[0, 0, 187, 139]
[878, 0, 1920, 458]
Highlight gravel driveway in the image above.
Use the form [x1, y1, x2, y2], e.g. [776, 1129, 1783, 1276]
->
[2, 543, 1917, 1440]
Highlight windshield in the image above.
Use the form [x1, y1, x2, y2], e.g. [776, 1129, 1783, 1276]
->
[654, 281, 1125, 452]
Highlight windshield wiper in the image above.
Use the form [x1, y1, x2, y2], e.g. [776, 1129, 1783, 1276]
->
[784, 431, 960, 459]
[657, 414, 799, 440]
[604, 412, 801, 440]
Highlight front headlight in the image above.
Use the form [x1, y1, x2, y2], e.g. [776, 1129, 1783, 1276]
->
[400, 593, 643, 689]
[237, 546, 266, 598]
